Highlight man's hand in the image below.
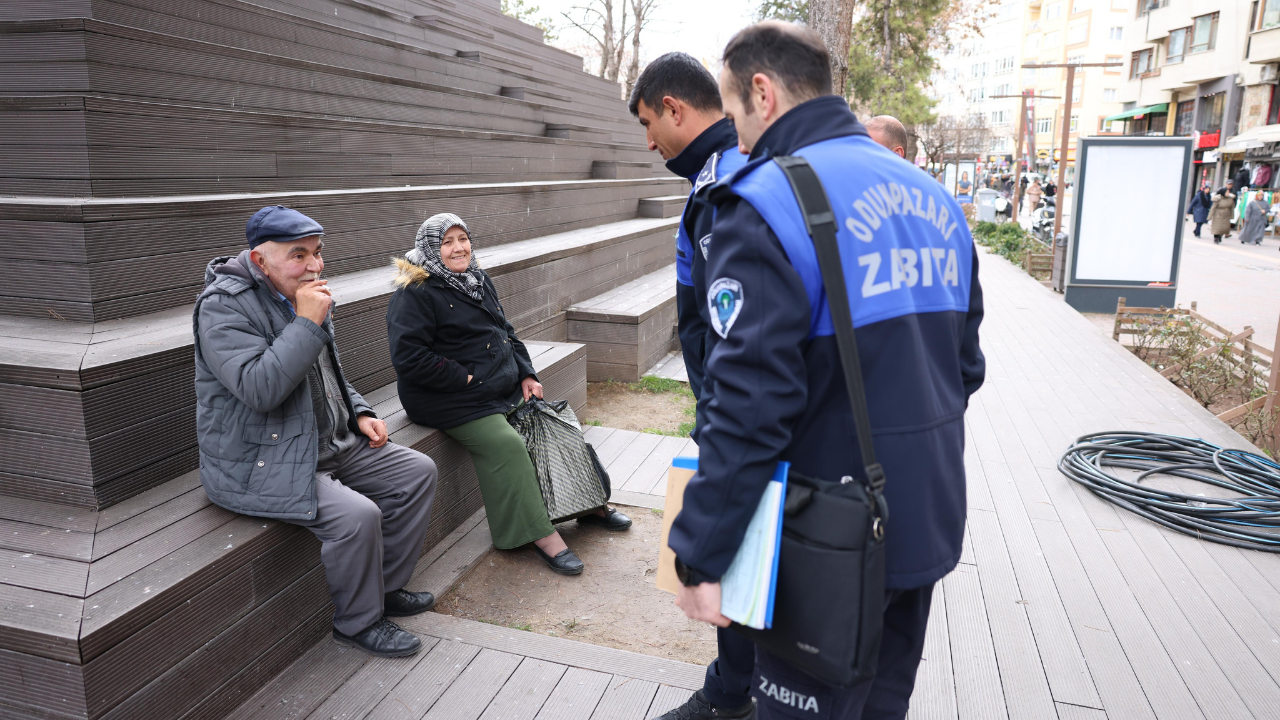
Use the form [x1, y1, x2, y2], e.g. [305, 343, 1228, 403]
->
[675, 582, 730, 628]
[521, 376, 543, 401]
[357, 414, 388, 448]
[295, 279, 333, 326]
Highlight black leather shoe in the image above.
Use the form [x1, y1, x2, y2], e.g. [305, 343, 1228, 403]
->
[532, 545, 584, 575]
[656, 690, 755, 720]
[332, 617, 421, 657]
[577, 507, 632, 531]
[384, 588, 436, 617]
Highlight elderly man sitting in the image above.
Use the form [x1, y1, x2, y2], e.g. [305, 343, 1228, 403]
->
[194, 205, 439, 658]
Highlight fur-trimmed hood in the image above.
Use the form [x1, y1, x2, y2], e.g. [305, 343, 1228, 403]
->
[392, 257, 430, 288]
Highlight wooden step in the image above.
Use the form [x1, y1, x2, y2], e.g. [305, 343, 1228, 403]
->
[0, 215, 678, 508]
[593, 160, 656, 180]
[638, 195, 688, 219]
[0, 175, 684, 322]
[0, 340, 585, 720]
[566, 265, 679, 382]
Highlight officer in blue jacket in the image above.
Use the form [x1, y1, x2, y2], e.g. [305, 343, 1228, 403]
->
[629, 52, 756, 720]
[671, 22, 985, 719]
[630, 52, 748, 401]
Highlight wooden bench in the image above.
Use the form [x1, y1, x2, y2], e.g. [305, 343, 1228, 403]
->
[0, 341, 585, 720]
[566, 265, 678, 382]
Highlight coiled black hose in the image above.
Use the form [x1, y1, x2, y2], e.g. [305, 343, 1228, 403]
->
[1059, 432, 1280, 552]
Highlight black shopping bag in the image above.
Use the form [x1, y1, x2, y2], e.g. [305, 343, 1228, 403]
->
[507, 398, 609, 523]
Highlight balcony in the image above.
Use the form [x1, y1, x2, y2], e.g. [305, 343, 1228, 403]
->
[1249, 26, 1280, 64]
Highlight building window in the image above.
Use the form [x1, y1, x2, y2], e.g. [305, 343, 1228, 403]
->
[1199, 92, 1224, 131]
[992, 110, 1011, 126]
[971, 63, 981, 78]
[994, 82, 1013, 96]
[1072, 83, 1082, 102]
[969, 87, 987, 102]
[1174, 99, 1194, 135]
[1036, 117, 1054, 134]
[1189, 13, 1217, 54]
[1045, 30, 1061, 48]
[1109, 26, 1123, 41]
[1167, 28, 1187, 64]
[1069, 115, 1079, 132]
[992, 136, 1012, 152]
[1130, 48, 1154, 79]
[1104, 55, 1122, 73]
[1046, 2, 1062, 19]
[1103, 88, 1117, 101]
[1026, 34, 1041, 53]
[995, 56, 1016, 74]
[1067, 54, 1085, 65]
[1100, 118, 1119, 133]
[1068, 21, 1089, 44]
[1262, 0, 1280, 31]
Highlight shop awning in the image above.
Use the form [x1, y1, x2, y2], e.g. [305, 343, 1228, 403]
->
[1103, 103, 1169, 122]
[1221, 124, 1280, 152]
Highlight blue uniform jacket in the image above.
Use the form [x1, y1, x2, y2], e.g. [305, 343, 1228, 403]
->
[666, 118, 747, 400]
[668, 96, 986, 589]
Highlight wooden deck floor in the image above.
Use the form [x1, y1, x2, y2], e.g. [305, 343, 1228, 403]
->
[227, 249, 1278, 720]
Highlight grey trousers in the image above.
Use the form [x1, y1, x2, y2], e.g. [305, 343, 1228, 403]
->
[287, 440, 437, 635]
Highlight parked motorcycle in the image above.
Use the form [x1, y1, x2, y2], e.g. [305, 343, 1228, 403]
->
[1032, 197, 1056, 243]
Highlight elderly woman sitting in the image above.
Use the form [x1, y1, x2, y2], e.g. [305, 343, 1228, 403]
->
[387, 213, 631, 575]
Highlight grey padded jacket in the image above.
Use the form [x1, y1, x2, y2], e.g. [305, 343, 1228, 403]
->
[193, 251, 374, 520]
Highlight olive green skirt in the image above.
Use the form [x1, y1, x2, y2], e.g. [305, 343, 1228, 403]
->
[443, 412, 554, 549]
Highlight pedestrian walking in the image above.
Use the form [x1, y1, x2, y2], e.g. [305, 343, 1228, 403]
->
[670, 21, 984, 720]
[1188, 183, 1212, 238]
[1025, 178, 1043, 215]
[1210, 186, 1237, 244]
[1240, 190, 1269, 246]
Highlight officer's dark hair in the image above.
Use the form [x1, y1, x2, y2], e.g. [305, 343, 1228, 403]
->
[722, 21, 831, 113]
[627, 52, 723, 117]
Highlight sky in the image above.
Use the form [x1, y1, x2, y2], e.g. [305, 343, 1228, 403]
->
[529, 0, 761, 74]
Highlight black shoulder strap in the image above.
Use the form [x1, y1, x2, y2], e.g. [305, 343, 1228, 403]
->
[774, 156, 885, 492]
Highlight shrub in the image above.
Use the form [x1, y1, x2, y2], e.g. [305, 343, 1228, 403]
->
[972, 222, 1039, 266]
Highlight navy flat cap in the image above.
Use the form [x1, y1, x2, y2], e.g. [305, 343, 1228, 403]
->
[246, 205, 325, 248]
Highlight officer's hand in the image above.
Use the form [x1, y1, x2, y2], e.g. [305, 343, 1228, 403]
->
[675, 582, 730, 628]
[357, 415, 388, 448]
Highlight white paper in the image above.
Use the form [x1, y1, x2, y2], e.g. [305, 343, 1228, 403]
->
[719, 480, 784, 630]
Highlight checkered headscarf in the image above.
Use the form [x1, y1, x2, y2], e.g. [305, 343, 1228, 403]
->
[406, 213, 484, 302]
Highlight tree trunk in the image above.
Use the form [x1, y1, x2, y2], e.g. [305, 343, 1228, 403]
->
[808, 0, 857, 96]
[624, 0, 645, 98]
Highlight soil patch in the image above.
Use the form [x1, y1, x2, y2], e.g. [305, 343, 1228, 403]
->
[435, 507, 717, 666]
[580, 379, 695, 436]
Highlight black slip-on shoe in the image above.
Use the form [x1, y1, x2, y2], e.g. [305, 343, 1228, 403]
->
[656, 690, 756, 720]
[532, 545, 584, 575]
[332, 617, 421, 658]
[384, 589, 436, 617]
[577, 507, 632, 531]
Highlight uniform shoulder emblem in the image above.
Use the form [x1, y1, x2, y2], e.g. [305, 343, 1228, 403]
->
[699, 234, 711, 260]
[707, 277, 743, 338]
[693, 152, 721, 195]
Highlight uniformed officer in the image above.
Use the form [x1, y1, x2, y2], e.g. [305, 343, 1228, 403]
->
[628, 52, 755, 720]
[630, 52, 749, 402]
[670, 22, 985, 719]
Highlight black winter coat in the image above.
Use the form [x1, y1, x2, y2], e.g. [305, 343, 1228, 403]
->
[387, 261, 537, 430]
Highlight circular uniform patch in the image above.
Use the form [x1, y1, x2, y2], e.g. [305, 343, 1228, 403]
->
[708, 277, 743, 338]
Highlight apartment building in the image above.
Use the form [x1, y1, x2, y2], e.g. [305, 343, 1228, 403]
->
[929, 0, 1027, 173]
[1022, 0, 1132, 183]
[1117, 1, 1261, 191]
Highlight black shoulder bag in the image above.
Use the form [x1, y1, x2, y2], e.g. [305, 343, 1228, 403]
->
[731, 156, 889, 688]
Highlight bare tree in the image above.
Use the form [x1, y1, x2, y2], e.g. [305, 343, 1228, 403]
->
[916, 113, 991, 168]
[562, 0, 630, 80]
[807, 0, 857, 95]
[623, 0, 659, 98]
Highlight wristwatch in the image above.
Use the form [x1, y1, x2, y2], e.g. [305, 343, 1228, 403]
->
[674, 557, 718, 587]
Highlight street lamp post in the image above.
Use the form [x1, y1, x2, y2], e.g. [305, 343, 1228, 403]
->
[1021, 62, 1123, 239]
[992, 91, 1060, 220]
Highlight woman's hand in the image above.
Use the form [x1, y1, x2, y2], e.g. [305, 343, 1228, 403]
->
[521, 376, 543, 401]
